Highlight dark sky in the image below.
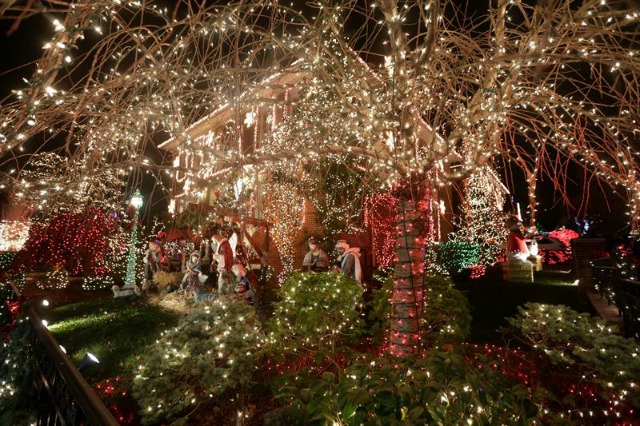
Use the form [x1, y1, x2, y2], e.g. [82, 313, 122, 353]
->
[0, 14, 50, 99]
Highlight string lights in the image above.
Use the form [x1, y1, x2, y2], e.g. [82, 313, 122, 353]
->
[448, 166, 509, 275]
[0, 0, 638, 359]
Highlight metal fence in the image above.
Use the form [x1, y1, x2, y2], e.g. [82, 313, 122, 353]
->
[7, 282, 119, 426]
[591, 260, 640, 342]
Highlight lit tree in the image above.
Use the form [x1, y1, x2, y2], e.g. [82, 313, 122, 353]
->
[1, 0, 640, 355]
[10, 152, 126, 219]
[19, 209, 117, 276]
[449, 166, 509, 272]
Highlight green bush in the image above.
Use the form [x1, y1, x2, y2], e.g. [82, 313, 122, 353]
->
[132, 297, 266, 425]
[438, 240, 481, 275]
[0, 319, 37, 425]
[368, 274, 471, 348]
[422, 274, 472, 346]
[266, 349, 545, 425]
[265, 272, 364, 358]
[505, 303, 640, 412]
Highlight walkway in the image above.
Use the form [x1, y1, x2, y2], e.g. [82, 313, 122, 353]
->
[587, 290, 623, 326]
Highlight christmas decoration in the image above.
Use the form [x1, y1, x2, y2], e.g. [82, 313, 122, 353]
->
[82, 275, 115, 291]
[124, 191, 143, 287]
[0, 319, 37, 425]
[268, 348, 546, 425]
[261, 181, 304, 282]
[1, 0, 640, 360]
[543, 228, 580, 264]
[93, 376, 139, 426]
[364, 193, 399, 268]
[132, 297, 266, 425]
[266, 272, 364, 359]
[369, 274, 471, 351]
[9, 152, 125, 219]
[19, 209, 116, 277]
[449, 167, 509, 273]
[505, 303, 640, 423]
[38, 265, 70, 290]
[0, 221, 30, 252]
[436, 241, 482, 277]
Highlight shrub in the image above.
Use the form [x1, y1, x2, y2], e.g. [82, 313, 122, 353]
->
[37, 266, 69, 290]
[422, 274, 472, 346]
[265, 272, 364, 358]
[505, 303, 640, 418]
[368, 274, 471, 348]
[132, 297, 266, 425]
[437, 240, 481, 275]
[0, 319, 37, 425]
[266, 349, 544, 425]
[82, 275, 115, 291]
[19, 209, 117, 276]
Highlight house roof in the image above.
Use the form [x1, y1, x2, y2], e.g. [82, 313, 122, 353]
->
[158, 50, 447, 154]
[158, 69, 308, 151]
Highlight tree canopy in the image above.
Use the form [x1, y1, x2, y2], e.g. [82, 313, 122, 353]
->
[0, 0, 638, 226]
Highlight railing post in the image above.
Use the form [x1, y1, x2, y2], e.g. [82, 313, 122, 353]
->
[6, 281, 120, 425]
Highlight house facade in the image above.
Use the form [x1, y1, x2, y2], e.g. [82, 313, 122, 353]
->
[158, 70, 462, 279]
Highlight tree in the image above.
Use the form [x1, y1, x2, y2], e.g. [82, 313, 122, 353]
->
[2, 0, 640, 355]
[19, 209, 117, 276]
[449, 166, 509, 273]
[9, 152, 125, 219]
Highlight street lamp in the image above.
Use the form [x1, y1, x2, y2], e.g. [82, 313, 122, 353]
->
[124, 190, 143, 288]
[130, 189, 143, 210]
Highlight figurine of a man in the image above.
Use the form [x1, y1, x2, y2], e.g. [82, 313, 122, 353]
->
[211, 233, 235, 294]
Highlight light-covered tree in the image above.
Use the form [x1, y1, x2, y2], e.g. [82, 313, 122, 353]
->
[448, 166, 509, 273]
[1, 0, 640, 355]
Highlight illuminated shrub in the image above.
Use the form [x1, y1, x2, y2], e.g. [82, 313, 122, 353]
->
[266, 272, 364, 356]
[132, 297, 265, 425]
[437, 241, 481, 276]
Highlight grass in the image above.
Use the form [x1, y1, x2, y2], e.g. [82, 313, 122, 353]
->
[44, 296, 181, 383]
[455, 265, 595, 343]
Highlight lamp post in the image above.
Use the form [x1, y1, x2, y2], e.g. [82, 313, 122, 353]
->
[124, 190, 143, 288]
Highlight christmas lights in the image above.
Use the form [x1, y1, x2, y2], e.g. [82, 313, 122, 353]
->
[0, 0, 639, 362]
[448, 167, 508, 275]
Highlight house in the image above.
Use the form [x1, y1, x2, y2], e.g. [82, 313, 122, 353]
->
[158, 66, 501, 280]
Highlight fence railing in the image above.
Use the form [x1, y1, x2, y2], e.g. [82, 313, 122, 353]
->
[7, 281, 119, 426]
[591, 260, 640, 342]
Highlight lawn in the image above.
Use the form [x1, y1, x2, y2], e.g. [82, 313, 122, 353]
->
[43, 296, 181, 383]
[455, 265, 594, 343]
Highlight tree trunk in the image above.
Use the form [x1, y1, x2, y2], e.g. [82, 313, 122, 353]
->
[389, 181, 429, 356]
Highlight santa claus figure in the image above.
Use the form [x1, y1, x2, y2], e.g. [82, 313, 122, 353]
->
[211, 232, 235, 294]
[507, 217, 530, 261]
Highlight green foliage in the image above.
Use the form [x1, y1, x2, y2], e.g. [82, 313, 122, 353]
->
[422, 274, 472, 346]
[368, 274, 471, 347]
[367, 271, 394, 342]
[266, 272, 364, 357]
[437, 240, 481, 275]
[266, 349, 545, 425]
[0, 319, 37, 425]
[132, 297, 265, 425]
[505, 303, 640, 409]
